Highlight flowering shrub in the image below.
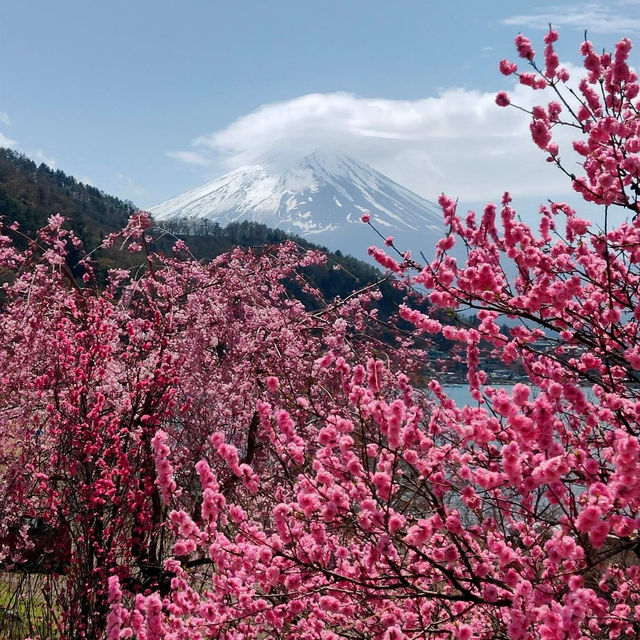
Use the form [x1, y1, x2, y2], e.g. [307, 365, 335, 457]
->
[0, 214, 396, 638]
[358, 29, 640, 639]
[4, 27, 640, 640]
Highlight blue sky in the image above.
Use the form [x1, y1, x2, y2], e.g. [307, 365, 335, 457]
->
[1, 0, 640, 213]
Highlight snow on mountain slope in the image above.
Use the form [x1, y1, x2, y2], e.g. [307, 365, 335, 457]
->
[150, 150, 445, 259]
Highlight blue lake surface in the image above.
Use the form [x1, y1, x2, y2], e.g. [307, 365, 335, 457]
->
[442, 383, 596, 407]
[441, 384, 517, 406]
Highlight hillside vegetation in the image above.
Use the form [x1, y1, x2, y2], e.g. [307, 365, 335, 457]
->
[0, 148, 135, 244]
[0, 148, 458, 350]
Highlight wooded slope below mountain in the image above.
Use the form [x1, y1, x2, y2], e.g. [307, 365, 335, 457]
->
[0, 149, 411, 311]
[0, 148, 136, 245]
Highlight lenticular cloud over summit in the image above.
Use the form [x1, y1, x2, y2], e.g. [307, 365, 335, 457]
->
[168, 86, 577, 203]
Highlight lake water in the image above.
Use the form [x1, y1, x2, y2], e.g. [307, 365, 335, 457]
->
[442, 383, 597, 406]
[442, 384, 517, 406]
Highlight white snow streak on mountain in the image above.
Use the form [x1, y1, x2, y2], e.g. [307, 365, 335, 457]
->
[150, 150, 445, 259]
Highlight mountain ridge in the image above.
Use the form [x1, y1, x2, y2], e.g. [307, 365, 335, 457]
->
[150, 150, 445, 258]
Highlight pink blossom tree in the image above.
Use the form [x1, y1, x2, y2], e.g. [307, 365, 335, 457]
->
[106, 30, 640, 640]
[4, 27, 640, 640]
[0, 215, 400, 638]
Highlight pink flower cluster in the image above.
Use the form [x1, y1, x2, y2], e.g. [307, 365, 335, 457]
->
[151, 429, 177, 503]
[498, 28, 640, 206]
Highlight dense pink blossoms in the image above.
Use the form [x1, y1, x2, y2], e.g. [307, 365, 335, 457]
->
[4, 26, 640, 640]
[0, 214, 397, 638]
[104, 28, 640, 640]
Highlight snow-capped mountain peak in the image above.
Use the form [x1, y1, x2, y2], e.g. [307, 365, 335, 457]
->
[150, 150, 445, 258]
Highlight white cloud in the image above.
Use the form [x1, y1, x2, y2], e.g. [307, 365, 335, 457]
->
[0, 110, 16, 147]
[169, 75, 587, 204]
[0, 132, 17, 147]
[165, 150, 213, 166]
[502, 2, 640, 34]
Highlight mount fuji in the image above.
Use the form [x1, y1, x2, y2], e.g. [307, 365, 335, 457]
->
[149, 150, 445, 260]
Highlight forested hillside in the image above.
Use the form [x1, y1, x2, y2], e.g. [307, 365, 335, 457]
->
[0, 148, 382, 285]
[0, 148, 135, 244]
[0, 147, 379, 283]
[0, 148, 457, 351]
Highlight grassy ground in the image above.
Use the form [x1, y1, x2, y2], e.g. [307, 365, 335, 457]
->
[0, 573, 60, 639]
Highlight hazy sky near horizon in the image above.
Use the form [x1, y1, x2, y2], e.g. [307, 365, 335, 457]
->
[1, 0, 640, 213]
